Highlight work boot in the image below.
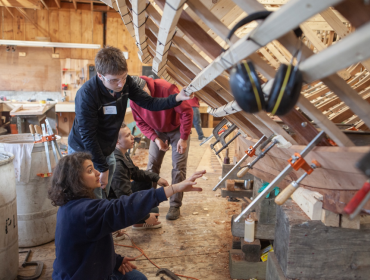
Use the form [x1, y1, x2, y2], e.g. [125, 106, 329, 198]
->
[166, 206, 180, 220]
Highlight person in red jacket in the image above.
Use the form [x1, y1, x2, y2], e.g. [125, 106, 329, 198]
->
[130, 76, 193, 220]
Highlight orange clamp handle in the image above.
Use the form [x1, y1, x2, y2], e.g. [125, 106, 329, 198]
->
[34, 134, 56, 144]
[246, 146, 256, 157]
[344, 181, 370, 215]
[37, 173, 52, 178]
[288, 153, 314, 174]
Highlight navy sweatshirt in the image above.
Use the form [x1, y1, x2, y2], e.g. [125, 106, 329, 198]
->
[52, 188, 167, 280]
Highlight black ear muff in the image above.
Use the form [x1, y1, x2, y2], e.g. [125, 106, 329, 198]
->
[230, 61, 265, 114]
[265, 58, 303, 115]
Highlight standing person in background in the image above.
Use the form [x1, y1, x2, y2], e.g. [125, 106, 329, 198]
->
[130, 76, 193, 221]
[68, 46, 191, 199]
[188, 96, 206, 142]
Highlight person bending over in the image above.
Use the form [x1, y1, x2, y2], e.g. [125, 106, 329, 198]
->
[48, 152, 205, 280]
[130, 76, 193, 220]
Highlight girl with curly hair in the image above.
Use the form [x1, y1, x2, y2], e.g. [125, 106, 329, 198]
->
[48, 152, 205, 280]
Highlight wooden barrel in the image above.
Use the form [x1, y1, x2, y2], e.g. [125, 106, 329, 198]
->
[0, 152, 18, 280]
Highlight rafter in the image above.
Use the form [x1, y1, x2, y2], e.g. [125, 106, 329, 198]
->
[152, 0, 186, 74]
[0, 0, 15, 18]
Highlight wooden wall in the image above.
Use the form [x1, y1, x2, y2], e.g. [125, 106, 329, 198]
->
[0, 7, 142, 92]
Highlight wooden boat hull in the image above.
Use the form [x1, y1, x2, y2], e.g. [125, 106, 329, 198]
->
[235, 136, 370, 214]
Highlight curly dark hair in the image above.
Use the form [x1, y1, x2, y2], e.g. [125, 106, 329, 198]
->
[48, 152, 96, 206]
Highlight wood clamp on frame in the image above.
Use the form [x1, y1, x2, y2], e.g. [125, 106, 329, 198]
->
[234, 131, 325, 222]
[213, 134, 266, 191]
[275, 158, 321, 205]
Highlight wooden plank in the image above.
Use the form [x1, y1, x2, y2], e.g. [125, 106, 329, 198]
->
[334, 0, 370, 29]
[266, 252, 288, 280]
[3, 7, 14, 39]
[153, 0, 186, 72]
[320, 8, 350, 38]
[300, 21, 370, 83]
[48, 9, 59, 43]
[250, 0, 343, 46]
[24, 9, 37, 41]
[291, 187, 323, 220]
[131, 0, 148, 57]
[81, 10, 93, 59]
[321, 75, 370, 130]
[275, 200, 370, 279]
[57, 9, 70, 58]
[12, 8, 24, 40]
[92, 11, 103, 57]
[231, 214, 275, 240]
[36, 9, 49, 38]
[321, 209, 340, 227]
[229, 249, 267, 280]
[106, 12, 118, 48]
[70, 9, 82, 59]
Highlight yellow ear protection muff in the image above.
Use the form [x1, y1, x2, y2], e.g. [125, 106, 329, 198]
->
[227, 11, 303, 116]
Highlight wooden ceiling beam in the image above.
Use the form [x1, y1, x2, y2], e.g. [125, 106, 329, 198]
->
[152, 0, 186, 74]
[0, 0, 40, 9]
[0, 0, 15, 18]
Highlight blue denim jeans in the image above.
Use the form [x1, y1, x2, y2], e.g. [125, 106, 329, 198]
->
[192, 107, 204, 140]
[108, 269, 147, 280]
[68, 146, 116, 199]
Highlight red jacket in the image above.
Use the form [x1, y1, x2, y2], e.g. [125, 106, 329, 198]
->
[130, 77, 193, 141]
[187, 96, 200, 108]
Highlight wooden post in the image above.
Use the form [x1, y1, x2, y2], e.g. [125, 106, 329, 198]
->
[241, 239, 261, 262]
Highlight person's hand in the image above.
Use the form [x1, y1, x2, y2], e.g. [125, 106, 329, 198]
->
[177, 138, 187, 154]
[175, 88, 194, 102]
[173, 170, 206, 193]
[145, 213, 161, 225]
[155, 138, 169, 152]
[118, 257, 137, 275]
[157, 178, 169, 187]
[188, 170, 206, 182]
[100, 170, 109, 189]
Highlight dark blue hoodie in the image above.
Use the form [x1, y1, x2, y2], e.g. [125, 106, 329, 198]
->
[52, 188, 167, 280]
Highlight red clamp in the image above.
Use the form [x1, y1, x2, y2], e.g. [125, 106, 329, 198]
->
[344, 181, 370, 215]
[246, 146, 256, 157]
[288, 153, 316, 175]
[37, 173, 52, 178]
[34, 134, 56, 144]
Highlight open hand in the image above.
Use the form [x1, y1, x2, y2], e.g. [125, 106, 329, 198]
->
[174, 170, 206, 193]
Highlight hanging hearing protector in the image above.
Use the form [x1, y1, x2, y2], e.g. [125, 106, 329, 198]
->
[226, 11, 303, 116]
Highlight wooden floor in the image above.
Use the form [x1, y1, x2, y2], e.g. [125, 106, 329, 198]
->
[18, 128, 242, 280]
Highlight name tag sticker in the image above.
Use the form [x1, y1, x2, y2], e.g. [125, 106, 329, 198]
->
[103, 106, 117, 114]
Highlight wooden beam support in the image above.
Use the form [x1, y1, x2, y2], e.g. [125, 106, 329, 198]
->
[54, 0, 60, 8]
[72, 0, 77, 10]
[300, 21, 370, 83]
[0, 1, 15, 18]
[152, 0, 186, 73]
[16, 7, 49, 37]
[40, 0, 49, 9]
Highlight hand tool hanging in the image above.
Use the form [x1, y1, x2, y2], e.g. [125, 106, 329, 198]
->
[344, 151, 370, 219]
[234, 131, 325, 222]
[213, 135, 266, 191]
[274, 160, 321, 205]
[200, 118, 232, 147]
[215, 130, 241, 157]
